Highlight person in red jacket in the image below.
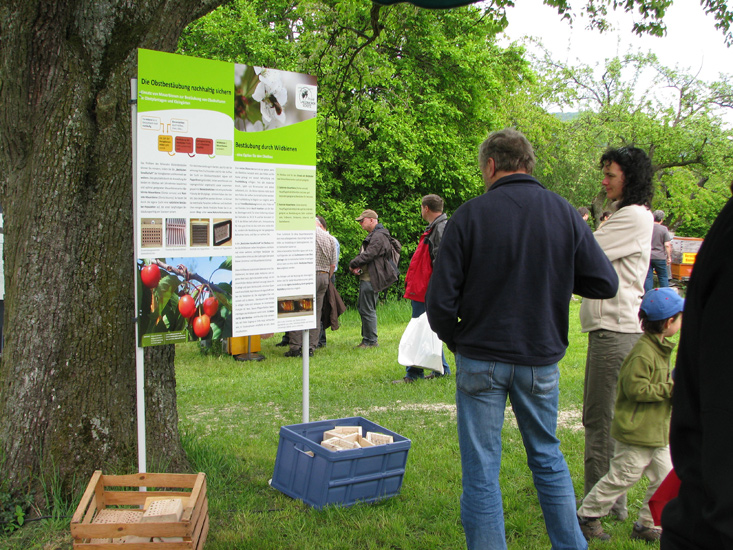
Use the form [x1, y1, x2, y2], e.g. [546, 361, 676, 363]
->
[393, 194, 450, 383]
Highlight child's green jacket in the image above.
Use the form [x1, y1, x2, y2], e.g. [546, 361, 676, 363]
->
[611, 332, 675, 447]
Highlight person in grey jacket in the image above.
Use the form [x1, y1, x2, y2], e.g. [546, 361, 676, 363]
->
[349, 209, 400, 348]
[395, 194, 450, 383]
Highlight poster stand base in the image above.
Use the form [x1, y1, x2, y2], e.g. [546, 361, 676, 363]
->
[234, 352, 266, 362]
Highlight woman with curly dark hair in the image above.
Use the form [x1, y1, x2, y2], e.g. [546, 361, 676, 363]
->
[578, 146, 655, 531]
[599, 146, 654, 209]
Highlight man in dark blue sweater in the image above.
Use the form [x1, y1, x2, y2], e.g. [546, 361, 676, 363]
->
[426, 128, 618, 550]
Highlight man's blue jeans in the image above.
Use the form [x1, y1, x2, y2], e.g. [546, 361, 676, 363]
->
[644, 259, 670, 292]
[455, 354, 587, 550]
[405, 300, 451, 379]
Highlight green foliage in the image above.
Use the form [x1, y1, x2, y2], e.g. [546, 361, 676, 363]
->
[178, 0, 301, 69]
[527, 49, 733, 232]
[0, 493, 28, 534]
[299, 2, 531, 302]
[0, 458, 80, 547]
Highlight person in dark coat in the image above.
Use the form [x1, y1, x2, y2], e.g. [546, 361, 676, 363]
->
[426, 128, 618, 550]
[661, 190, 733, 549]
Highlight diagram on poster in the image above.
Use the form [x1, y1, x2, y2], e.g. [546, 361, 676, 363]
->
[135, 49, 317, 346]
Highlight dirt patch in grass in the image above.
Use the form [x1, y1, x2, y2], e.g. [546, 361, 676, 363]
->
[182, 402, 583, 434]
[354, 403, 583, 431]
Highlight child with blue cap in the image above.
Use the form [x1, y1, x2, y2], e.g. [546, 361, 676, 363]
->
[578, 287, 684, 542]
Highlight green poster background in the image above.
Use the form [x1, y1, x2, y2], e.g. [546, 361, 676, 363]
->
[138, 49, 234, 118]
[234, 119, 317, 166]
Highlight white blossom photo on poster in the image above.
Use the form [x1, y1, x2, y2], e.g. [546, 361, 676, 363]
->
[234, 64, 317, 132]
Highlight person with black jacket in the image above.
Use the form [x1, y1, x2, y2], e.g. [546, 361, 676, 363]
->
[661, 191, 733, 550]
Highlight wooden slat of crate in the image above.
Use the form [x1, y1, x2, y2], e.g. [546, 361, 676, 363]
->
[105, 491, 193, 507]
[195, 514, 209, 550]
[74, 521, 191, 539]
[181, 475, 206, 523]
[76, 542, 193, 550]
[102, 473, 201, 489]
[82, 494, 99, 527]
[185, 478, 206, 528]
[191, 496, 208, 547]
[71, 471, 103, 525]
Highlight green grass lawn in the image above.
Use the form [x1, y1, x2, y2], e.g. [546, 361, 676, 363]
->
[4, 299, 676, 549]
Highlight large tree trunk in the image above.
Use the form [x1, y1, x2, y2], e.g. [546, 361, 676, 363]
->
[0, 0, 222, 500]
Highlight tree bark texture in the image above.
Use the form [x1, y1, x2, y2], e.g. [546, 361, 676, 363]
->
[0, 0, 223, 498]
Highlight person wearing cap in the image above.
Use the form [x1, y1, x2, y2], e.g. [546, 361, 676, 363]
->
[578, 287, 683, 542]
[349, 209, 400, 348]
[644, 209, 673, 292]
[579, 146, 655, 521]
[426, 128, 618, 550]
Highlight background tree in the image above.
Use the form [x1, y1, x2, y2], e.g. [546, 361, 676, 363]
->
[528, 49, 733, 234]
[0, 0, 225, 501]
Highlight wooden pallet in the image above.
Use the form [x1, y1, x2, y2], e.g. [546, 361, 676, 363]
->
[70, 471, 208, 549]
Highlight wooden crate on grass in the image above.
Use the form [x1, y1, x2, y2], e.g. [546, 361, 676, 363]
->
[70, 471, 208, 549]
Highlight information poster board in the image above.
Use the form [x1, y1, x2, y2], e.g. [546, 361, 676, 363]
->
[135, 49, 318, 346]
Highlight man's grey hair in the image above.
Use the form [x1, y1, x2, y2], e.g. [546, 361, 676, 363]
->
[653, 210, 665, 222]
[478, 128, 536, 175]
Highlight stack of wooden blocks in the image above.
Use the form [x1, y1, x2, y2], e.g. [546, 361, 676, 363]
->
[320, 425, 394, 451]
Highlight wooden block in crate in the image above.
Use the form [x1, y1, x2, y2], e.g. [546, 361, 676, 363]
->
[144, 496, 190, 511]
[143, 498, 184, 523]
[90, 509, 145, 544]
[367, 432, 394, 445]
[70, 470, 209, 549]
[333, 425, 362, 435]
[321, 436, 359, 451]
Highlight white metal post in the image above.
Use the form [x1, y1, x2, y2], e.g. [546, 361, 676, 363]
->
[130, 77, 147, 474]
[302, 328, 309, 423]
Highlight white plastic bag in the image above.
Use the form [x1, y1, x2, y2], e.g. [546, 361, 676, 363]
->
[398, 313, 444, 374]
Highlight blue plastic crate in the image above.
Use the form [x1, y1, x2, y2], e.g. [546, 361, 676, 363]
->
[271, 416, 411, 509]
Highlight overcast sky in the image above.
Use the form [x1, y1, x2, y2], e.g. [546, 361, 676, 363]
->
[500, 0, 732, 123]
[503, 0, 730, 78]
